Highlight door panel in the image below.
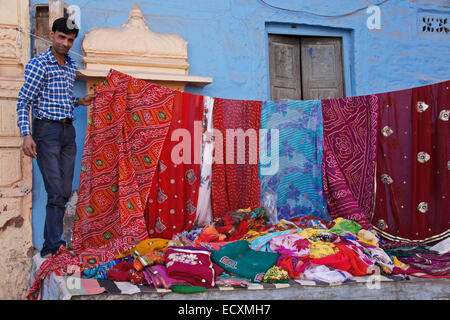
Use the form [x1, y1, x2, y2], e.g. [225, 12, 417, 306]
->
[301, 37, 345, 100]
[268, 34, 302, 100]
[268, 35, 345, 101]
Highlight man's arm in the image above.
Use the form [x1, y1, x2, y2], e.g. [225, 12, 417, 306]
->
[78, 94, 95, 106]
[17, 60, 45, 158]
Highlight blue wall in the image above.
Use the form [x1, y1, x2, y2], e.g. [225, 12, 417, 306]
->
[29, 0, 450, 248]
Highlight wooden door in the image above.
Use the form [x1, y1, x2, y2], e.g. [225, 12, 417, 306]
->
[268, 34, 345, 100]
[268, 34, 302, 100]
[301, 37, 345, 100]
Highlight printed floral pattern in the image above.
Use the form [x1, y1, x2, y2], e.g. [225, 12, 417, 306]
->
[260, 100, 329, 221]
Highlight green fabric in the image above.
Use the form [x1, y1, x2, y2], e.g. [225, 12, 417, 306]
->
[329, 219, 362, 235]
[170, 285, 207, 294]
[211, 240, 279, 282]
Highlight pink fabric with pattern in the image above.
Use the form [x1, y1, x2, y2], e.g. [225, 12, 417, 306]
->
[321, 95, 379, 228]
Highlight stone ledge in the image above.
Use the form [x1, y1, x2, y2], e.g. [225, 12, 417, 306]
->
[30, 252, 450, 300]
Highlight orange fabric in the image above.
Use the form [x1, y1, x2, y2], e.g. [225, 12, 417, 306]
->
[72, 70, 175, 258]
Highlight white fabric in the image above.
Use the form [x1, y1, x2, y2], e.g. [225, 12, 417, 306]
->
[114, 281, 141, 295]
[194, 96, 214, 227]
[300, 264, 353, 283]
[429, 236, 450, 255]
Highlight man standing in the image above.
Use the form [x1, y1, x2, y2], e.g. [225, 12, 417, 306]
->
[17, 17, 93, 258]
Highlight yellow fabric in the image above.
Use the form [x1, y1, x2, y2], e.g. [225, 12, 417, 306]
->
[277, 219, 301, 230]
[309, 241, 339, 259]
[115, 238, 182, 259]
[299, 228, 328, 239]
[357, 229, 379, 246]
[392, 255, 410, 271]
[242, 230, 268, 242]
[334, 217, 345, 224]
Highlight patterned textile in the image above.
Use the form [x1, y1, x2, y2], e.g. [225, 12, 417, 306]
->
[28, 69, 177, 299]
[27, 246, 81, 300]
[260, 100, 329, 220]
[82, 256, 133, 279]
[268, 233, 310, 257]
[71, 70, 175, 258]
[397, 252, 450, 277]
[133, 251, 165, 271]
[321, 95, 379, 229]
[144, 90, 203, 239]
[107, 261, 146, 284]
[142, 265, 191, 289]
[53, 265, 406, 299]
[165, 246, 216, 287]
[194, 96, 215, 227]
[211, 98, 262, 217]
[373, 80, 449, 243]
[17, 47, 79, 136]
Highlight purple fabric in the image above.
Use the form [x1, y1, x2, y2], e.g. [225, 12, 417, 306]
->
[142, 265, 190, 289]
[398, 252, 450, 276]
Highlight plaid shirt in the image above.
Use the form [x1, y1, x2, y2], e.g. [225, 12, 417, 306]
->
[17, 47, 79, 136]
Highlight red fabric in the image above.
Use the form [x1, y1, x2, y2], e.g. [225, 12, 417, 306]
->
[72, 70, 175, 256]
[211, 98, 262, 218]
[165, 247, 215, 287]
[27, 247, 79, 300]
[373, 80, 449, 242]
[321, 95, 379, 229]
[28, 70, 177, 299]
[278, 256, 303, 279]
[309, 243, 370, 276]
[107, 261, 146, 284]
[144, 90, 203, 239]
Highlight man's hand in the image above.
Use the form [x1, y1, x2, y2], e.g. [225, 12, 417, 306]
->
[78, 94, 95, 106]
[22, 135, 37, 158]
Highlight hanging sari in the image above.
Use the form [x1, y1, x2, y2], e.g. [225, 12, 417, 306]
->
[211, 98, 262, 217]
[321, 95, 379, 229]
[71, 69, 175, 259]
[373, 80, 449, 243]
[260, 100, 329, 220]
[144, 91, 203, 239]
[194, 96, 215, 227]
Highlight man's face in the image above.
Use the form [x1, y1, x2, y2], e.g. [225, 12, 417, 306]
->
[49, 30, 76, 56]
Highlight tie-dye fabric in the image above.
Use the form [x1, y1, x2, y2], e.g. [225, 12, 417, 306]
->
[260, 100, 329, 221]
[321, 95, 379, 229]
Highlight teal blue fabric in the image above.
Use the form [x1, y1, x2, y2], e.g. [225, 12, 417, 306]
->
[260, 100, 329, 221]
[211, 240, 279, 282]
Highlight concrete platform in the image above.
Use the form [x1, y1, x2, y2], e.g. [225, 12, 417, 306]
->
[71, 277, 450, 300]
[31, 252, 450, 300]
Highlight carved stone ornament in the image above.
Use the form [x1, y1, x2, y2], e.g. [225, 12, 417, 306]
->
[78, 3, 212, 89]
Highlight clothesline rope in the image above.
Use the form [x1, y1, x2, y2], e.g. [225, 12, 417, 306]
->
[15, 27, 86, 65]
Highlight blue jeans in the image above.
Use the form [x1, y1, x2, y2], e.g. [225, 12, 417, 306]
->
[33, 118, 76, 257]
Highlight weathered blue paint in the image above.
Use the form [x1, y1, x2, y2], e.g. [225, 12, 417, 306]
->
[28, 0, 450, 248]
